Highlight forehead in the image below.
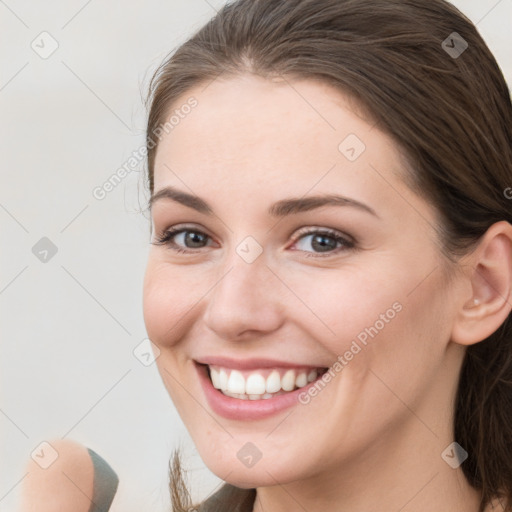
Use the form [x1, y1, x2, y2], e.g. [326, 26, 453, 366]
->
[151, 75, 427, 223]
[155, 75, 378, 169]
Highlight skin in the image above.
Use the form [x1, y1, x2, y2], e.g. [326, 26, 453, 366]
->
[19, 439, 95, 512]
[143, 75, 512, 512]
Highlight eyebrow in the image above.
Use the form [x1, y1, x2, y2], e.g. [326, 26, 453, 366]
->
[149, 186, 378, 218]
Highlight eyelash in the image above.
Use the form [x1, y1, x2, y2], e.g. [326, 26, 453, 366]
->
[152, 225, 355, 258]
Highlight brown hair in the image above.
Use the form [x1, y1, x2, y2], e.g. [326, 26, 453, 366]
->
[145, 1, 512, 510]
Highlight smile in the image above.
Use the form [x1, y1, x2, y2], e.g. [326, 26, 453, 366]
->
[194, 359, 330, 420]
[208, 365, 327, 400]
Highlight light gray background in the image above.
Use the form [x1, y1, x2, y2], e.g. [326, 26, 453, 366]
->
[1, 1, 511, 511]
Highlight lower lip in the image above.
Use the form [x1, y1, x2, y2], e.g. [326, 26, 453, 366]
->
[195, 362, 322, 421]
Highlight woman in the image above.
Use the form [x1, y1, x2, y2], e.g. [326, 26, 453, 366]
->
[21, 0, 509, 511]
[142, 0, 512, 511]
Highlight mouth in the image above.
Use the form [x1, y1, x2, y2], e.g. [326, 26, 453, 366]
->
[193, 357, 332, 420]
[205, 364, 329, 400]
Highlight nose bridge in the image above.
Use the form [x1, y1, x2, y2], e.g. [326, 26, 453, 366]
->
[203, 245, 283, 339]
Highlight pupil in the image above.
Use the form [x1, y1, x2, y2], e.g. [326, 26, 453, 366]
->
[186, 232, 206, 248]
[312, 235, 336, 252]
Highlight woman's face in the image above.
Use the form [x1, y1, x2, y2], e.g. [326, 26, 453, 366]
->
[143, 75, 465, 488]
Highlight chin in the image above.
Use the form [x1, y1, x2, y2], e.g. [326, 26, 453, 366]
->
[194, 435, 315, 489]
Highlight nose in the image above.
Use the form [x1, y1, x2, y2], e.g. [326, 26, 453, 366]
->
[202, 250, 284, 341]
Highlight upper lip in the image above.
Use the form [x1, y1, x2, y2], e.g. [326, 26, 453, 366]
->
[195, 356, 326, 371]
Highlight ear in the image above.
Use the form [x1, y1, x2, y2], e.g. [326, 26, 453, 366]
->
[451, 221, 512, 346]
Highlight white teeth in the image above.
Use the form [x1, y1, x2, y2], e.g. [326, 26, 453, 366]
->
[295, 372, 308, 388]
[219, 369, 228, 389]
[266, 370, 281, 393]
[281, 370, 296, 391]
[210, 367, 221, 389]
[223, 391, 248, 399]
[246, 373, 266, 395]
[208, 365, 323, 400]
[227, 370, 245, 394]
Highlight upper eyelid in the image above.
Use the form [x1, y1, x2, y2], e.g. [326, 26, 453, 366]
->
[156, 224, 349, 239]
[292, 226, 354, 243]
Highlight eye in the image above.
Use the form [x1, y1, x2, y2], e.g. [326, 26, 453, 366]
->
[152, 225, 355, 257]
[290, 227, 354, 257]
[152, 226, 213, 253]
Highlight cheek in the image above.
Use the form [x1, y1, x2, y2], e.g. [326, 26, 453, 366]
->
[142, 258, 208, 347]
[284, 256, 451, 399]
[338, 267, 455, 422]
[281, 263, 407, 356]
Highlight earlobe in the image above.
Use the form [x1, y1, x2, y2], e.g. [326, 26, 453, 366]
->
[451, 221, 512, 347]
